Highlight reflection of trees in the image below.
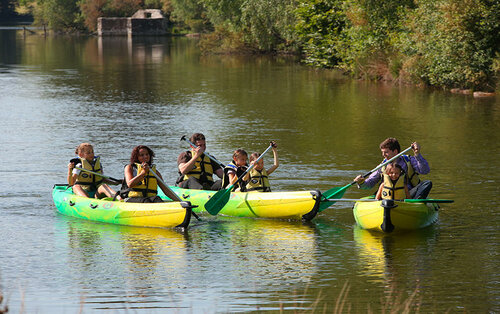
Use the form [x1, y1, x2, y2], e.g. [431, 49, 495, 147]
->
[13, 33, 190, 104]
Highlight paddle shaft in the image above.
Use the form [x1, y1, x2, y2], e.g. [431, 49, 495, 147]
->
[181, 135, 225, 168]
[342, 146, 414, 189]
[228, 144, 274, 191]
[204, 143, 274, 215]
[319, 146, 414, 212]
[147, 167, 182, 202]
[360, 146, 413, 180]
[74, 167, 121, 183]
[323, 198, 454, 203]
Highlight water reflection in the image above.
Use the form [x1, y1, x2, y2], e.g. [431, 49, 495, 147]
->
[54, 215, 318, 311]
[97, 36, 170, 65]
[353, 226, 439, 288]
[209, 218, 318, 283]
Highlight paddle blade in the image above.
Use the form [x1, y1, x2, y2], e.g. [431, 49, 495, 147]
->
[204, 188, 232, 215]
[319, 185, 351, 212]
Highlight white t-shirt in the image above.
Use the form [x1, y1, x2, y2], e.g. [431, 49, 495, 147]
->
[72, 162, 83, 176]
[72, 161, 104, 175]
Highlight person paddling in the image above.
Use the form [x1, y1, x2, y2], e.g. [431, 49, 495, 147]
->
[68, 143, 119, 199]
[221, 149, 248, 191]
[176, 133, 224, 190]
[243, 141, 279, 192]
[354, 138, 432, 199]
[123, 145, 178, 203]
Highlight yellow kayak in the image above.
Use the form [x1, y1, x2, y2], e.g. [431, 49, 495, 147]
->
[160, 186, 321, 221]
[52, 185, 192, 229]
[353, 199, 439, 233]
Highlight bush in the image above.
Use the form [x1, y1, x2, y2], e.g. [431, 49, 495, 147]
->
[397, 0, 500, 90]
[294, 0, 346, 67]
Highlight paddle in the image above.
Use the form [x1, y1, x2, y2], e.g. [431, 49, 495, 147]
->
[319, 146, 413, 211]
[147, 167, 182, 202]
[74, 167, 122, 184]
[323, 198, 454, 203]
[148, 167, 201, 221]
[180, 135, 225, 168]
[403, 199, 454, 204]
[204, 143, 274, 215]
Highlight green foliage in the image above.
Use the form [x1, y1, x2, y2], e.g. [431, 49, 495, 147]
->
[195, 0, 299, 51]
[35, 0, 83, 30]
[14, 0, 500, 90]
[169, 0, 212, 33]
[397, 0, 500, 90]
[295, 0, 346, 67]
[335, 0, 414, 78]
[239, 0, 298, 51]
[201, 0, 243, 28]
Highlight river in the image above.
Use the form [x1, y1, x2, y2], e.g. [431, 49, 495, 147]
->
[0, 29, 499, 312]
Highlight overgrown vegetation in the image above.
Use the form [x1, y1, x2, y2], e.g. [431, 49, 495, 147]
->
[6, 0, 500, 90]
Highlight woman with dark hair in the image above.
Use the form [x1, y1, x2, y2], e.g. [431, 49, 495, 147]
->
[123, 145, 177, 202]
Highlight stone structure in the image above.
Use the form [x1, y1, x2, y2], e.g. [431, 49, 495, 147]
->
[98, 9, 166, 36]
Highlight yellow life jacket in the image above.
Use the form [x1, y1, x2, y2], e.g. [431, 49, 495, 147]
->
[381, 173, 407, 200]
[75, 156, 103, 189]
[183, 153, 214, 183]
[245, 168, 271, 192]
[128, 163, 158, 198]
[381, 156, 421, 188]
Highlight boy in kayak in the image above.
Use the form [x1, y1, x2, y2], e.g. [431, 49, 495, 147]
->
[222, 149, 248, 191]
[67, 143, 118, 199]
[375, 162, 410, 200]
[176, 133, 224, 190]
[243, 141, 279, 192]
[354, 138, 432, 199]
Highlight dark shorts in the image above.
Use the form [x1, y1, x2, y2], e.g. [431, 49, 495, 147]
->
[125, 195, 163, 203]
[178, 177, 221, 190]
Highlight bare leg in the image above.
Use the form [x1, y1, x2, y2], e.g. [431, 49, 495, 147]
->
[97, 184, 120, 200]
[73, 185, 90, 197]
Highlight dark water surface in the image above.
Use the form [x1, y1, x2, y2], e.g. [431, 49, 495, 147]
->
[0, 29, 499, 312]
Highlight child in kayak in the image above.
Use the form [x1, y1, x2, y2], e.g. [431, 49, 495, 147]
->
[244, 141, 279, 192]
[375, 162, 410, 200]
[123, 145, 178, 203]
[221, 149, 248, 191]
[67, 143, 118, 199]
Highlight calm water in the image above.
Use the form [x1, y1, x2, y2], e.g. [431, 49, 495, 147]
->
[0, 29, 499, 313]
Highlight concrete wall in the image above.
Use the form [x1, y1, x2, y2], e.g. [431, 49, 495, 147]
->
[97, 17, 129, 36]
[98, 14, 166, 36]
[129, 18, 166, 35]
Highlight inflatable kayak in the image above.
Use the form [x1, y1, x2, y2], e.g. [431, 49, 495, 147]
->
[52, 184, 192, 228]
[159, 186, 321, 221]
[353, 198, 439, 233]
